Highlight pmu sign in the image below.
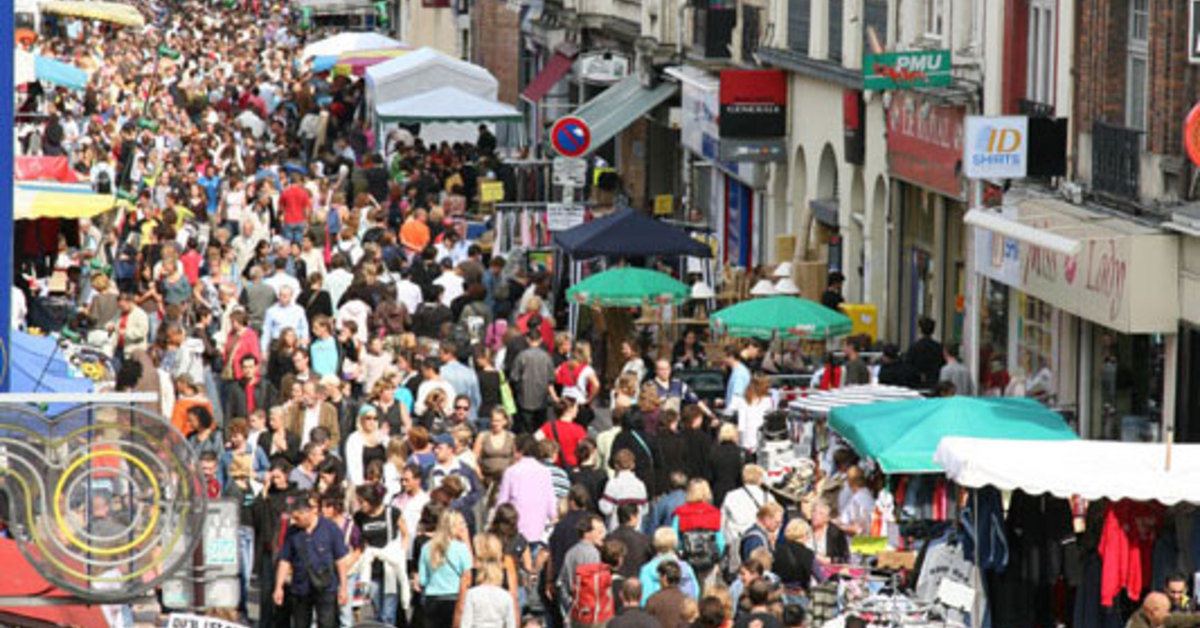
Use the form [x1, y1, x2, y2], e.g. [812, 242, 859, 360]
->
[863, 50, 952, 90]
[963, 116, 1028, 179]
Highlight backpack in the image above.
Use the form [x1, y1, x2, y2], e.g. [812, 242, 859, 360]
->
[570, 563, 614, 625]
[680, 529, 721, 573]
[738, 527, 772, 564]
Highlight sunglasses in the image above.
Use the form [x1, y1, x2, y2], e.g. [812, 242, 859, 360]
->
[455, 405, 470, 411]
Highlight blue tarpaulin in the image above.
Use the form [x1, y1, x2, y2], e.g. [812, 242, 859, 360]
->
[10, 331, 93, 398]
[34, 56, 88, 91]
[553, 207, 712, 259]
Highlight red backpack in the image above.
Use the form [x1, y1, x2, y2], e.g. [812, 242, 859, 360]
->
[571, 563, 614, 625]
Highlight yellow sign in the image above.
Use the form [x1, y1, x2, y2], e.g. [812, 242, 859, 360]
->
[654, 194, 673, 216]
[480, 181, 504, 203]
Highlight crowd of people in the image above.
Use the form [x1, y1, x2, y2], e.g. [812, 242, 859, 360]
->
[9, 1, 995, 627]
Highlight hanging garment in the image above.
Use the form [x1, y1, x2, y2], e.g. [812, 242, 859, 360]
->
[1098, 500, 1164, 607]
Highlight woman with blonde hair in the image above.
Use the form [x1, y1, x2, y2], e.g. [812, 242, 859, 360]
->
[731, 374, 773, 453]
[709, 423, 747, 505]
[454, 532, 519, 628]
[417, 510, 472, 627]
[670, 478, 725, 579]
[775, 518, 816, 598]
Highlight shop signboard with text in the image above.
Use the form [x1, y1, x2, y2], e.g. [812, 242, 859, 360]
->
[719, 69, 787, 139]
[886, 92, 965, 199]
[863, 50, 952, 90]
[964, 116, 1028, 179]
[680, 76, 768, 188]
[972, 200, 1179, 334]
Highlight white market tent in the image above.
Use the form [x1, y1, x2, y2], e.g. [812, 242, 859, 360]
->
[301, 32, 405, 60]
[376, 86, 521, 123]
[788, 384, 923, 417]
[935, 436, 1200, 505]
[366, 47, 499, 110]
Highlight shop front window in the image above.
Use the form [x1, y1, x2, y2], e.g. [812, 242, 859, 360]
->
[1091, 331, 1164, 441]
[978, 279, 1010, 395]
[1016, 292, 1057, 403]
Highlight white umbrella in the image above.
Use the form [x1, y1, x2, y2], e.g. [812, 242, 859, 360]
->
[235, 110, 267, 138]
[301, 32, 406, 60]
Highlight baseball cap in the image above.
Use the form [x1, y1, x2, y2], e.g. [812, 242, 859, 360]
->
[562, 388, 585, 403]
[432, 433, 455, 447]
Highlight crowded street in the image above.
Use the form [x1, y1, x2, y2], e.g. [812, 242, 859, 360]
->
[5, 0, 1200, 628]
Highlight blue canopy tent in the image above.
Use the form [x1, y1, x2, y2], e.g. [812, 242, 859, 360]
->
[553, 208, 714, 333]
[553, 207, 713, 259]
[9, 331, 93, 414]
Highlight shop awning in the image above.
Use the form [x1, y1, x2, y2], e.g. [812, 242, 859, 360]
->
[788, 385, 923, 417]
[15, 183, 121, 220]
[935, 437, 1200, 505]
[972, 191, 1178, 334]
[39, 0, 145, 27]
[563, 76, 677, 156]
[521, 50, 575, 104]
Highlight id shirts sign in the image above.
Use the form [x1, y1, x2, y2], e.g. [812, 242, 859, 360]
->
[964, 116, 1028, 179]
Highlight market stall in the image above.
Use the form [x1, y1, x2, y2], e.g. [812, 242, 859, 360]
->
[933, 436, 1200, 628]
[553, 207, 714, 335]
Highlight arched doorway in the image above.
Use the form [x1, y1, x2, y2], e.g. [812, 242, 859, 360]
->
[810, 143, 839, 264]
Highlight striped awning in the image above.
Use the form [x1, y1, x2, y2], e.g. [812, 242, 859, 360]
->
[787, 384, 923, 417]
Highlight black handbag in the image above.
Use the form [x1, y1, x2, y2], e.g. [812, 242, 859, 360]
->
[300, 537, 334, 592]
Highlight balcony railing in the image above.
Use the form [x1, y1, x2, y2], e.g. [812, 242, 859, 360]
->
[1018, 98, 1055, 118]
[1092, 121, 1141, 200]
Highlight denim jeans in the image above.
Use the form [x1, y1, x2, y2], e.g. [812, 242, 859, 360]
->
[236, 526, 254, 616]
[282, 223, 306, 245]
[340, 570, 359, 628]
[370, 580, 399, 625]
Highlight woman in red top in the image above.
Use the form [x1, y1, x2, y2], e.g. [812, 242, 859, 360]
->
[535, 397, 586, 468]
[551, 343, 601, 428]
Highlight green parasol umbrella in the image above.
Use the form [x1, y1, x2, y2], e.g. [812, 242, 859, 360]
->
[830, 396, 1078, 474]
[710, 296, 853, 340]
[566, 267, 689, 307]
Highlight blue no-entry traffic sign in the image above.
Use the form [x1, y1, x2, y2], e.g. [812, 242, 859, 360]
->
[551, 116, 591, 158]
